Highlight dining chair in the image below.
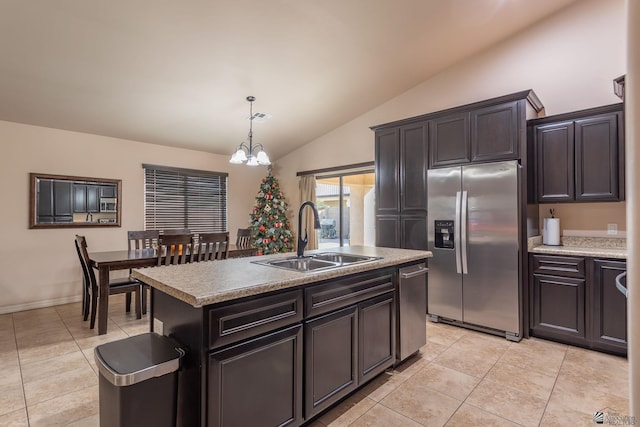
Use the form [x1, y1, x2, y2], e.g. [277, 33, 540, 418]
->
[127, 230, 160, 314]
[236, 228, 252, 248]
[192, 232, 229, 262]
[127, 230, 160, 250]
[75, 235, 141, 330]
[157, 233, 193, 266]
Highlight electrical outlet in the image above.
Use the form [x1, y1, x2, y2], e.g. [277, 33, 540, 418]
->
[607, 223, 618, 235]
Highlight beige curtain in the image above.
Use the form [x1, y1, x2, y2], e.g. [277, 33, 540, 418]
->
[298, 175, 318, 251]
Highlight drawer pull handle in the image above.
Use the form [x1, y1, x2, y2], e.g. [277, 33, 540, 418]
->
[615, 271, 627, 298]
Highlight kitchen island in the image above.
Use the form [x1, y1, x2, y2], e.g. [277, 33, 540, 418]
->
[131, 246, 431, 427]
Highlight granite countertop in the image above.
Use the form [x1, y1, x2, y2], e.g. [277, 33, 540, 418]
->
[131, 246, 432, 308]
[528, 236, 627, 259]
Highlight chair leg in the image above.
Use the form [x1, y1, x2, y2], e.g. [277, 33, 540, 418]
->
[89, 292, 98, 330]
[134, 286, 142, 320]
[82, 284, 90, 321]
[142, 285, 148, 315]
[125, 292, 132, 312]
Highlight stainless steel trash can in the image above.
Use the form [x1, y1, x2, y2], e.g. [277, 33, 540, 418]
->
[95, 332, 184, 427]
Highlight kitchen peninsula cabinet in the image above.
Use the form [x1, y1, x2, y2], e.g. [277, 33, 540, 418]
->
[530, 103, 624, 203]
[529, 253, 627, 355]
[134, 247, 429, 427]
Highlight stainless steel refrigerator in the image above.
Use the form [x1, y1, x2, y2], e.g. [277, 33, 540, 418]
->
[427, 160, 521, 341]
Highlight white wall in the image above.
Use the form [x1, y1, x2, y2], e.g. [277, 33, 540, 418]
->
[0, 121, 265, 313]
[274, 0, 626, 216]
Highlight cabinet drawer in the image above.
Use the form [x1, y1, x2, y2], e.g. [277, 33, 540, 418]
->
[532, 254, 585, 278]
[208, 290, 303, 349]
[305, 270, 394, 318]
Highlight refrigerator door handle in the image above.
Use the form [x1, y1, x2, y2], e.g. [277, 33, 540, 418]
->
[455, 191, 462, 274]
[461, 190, 468, 275]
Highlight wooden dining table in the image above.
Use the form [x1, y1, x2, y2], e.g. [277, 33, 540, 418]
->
[88, 244, 257, 335]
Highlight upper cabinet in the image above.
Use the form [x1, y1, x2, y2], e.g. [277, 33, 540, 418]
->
[429, 99, 527, 168]
[530, 104, 624, 203]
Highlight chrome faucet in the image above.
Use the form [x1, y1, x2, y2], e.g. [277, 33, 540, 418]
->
[297, 201, 321, 258]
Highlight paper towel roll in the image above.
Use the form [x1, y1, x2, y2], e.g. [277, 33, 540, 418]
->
[543, 218, 561, 246]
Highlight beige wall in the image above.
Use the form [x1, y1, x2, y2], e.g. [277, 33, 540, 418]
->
[539, 202, 627, 236]
[0, 120, 265, 313]
[274, 0, 626, 225]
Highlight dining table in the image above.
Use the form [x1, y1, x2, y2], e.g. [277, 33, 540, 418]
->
[88, 244, 257, 335]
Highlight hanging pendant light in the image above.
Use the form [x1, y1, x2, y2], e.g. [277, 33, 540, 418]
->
[229, 96, 271, 166]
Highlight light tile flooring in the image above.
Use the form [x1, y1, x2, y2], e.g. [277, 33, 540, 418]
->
[0, 294, 630, 426]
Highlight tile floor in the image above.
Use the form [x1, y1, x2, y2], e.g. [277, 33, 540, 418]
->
[0, 294, 630, 426]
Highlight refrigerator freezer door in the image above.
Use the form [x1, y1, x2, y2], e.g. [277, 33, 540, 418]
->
[427, 166, 463, 321]
[462, 160, 520, 334]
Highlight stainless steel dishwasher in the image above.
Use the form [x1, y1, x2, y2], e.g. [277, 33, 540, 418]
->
[397, 263, 428, 361]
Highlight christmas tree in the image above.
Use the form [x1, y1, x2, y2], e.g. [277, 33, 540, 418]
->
[249, 171, 295, 255]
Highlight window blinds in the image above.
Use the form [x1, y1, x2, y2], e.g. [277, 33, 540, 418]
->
[143, 164, 228, 233]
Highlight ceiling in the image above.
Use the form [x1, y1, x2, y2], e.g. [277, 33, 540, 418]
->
[0, 0, 578, 161]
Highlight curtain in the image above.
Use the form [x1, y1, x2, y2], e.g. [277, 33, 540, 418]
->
[298, 175, 318, 251]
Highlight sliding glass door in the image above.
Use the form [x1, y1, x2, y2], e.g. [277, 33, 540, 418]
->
[315, 172, 375, 249]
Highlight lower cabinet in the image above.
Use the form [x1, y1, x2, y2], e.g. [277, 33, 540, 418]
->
[209, 325, 303, 427]
[530, 254, 627, 355]
[591, 259, 627, 354]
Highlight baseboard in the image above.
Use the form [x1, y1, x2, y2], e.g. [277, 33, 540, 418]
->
[0, 295, 83, 315]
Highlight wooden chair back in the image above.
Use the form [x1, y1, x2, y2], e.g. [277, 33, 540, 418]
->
[193, 232, 229, 262]
[236, 228, 252, 248]
[162, 229, 191, 235]
[158, 233, 193, 266]
[75, 235, 98, 295]
[127, 230, 160, 250]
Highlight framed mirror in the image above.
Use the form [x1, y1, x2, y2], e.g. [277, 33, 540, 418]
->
[29, 173, 122, 228]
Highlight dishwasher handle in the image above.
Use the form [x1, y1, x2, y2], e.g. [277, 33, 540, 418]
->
[400, 266, 429, 279]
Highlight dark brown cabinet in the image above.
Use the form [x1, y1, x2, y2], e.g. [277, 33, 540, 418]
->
[530, 104, 624, 203]
[209, 325, 303, 427]
[37, 179, 73, 223]
[591, 259, 627, 354]
[358, 292, 395, 384]
[374, 123, 427, 249]
[429, 100, 521, 168]
[73, 184, 100, 213]
[429, 112, 469, 167]
[304, 306, 358, 418]
[529, 254, 627, 355]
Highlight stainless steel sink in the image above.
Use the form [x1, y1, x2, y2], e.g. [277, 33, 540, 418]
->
[252, 252, 381, 273]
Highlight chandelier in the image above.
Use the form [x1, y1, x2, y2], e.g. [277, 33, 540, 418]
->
[229, 96, 271, 166]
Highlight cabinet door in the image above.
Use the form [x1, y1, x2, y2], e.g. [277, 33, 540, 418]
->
[575, 113, 621, 202]
[208, 324, 303, 427]
[429, 112, 470, 168]
[87, 185, 100, 212]
[375, 215, 400, 248]
[73, 185, 87, 213]
[304, 306, 358, 419]
[53, 180, 73, 219]
[375, 128, 400, 215]
[531, 274, 586, 346]
[471, 101, 519, 162]
[37, 179, 54, 222]
[535, 121, 575, 202]
[358, 293, 395, 384]
[591, 260, 627, 355]
[400, 123, 428, 213]
[400, 215, 427, 250]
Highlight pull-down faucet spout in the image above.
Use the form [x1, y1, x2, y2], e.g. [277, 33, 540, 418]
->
[297, 201, 321, 258]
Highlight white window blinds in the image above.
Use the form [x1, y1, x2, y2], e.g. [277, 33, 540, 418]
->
[143, 164, 228, 233]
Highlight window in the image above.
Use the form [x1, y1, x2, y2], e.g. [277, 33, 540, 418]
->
[315, 170, 375, 249]
[143, 164, 228, 233]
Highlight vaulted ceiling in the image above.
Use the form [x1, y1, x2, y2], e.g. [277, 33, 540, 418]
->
[0, 0, 578, 160]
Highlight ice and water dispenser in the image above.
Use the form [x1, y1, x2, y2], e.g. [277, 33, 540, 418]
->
[434, 220, 454, 249]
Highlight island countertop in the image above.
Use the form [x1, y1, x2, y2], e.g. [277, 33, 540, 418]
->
[131, 246, 432, 307]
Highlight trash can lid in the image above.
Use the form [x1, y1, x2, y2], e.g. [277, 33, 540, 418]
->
[94, 332, 184, 386]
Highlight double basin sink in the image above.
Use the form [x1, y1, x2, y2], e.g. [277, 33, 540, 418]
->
[252, 252, 381, 273]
